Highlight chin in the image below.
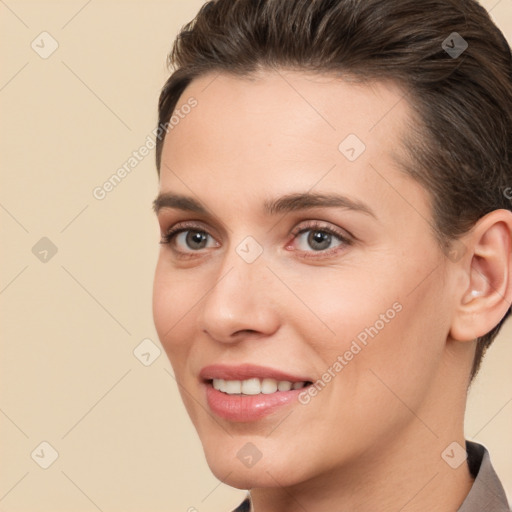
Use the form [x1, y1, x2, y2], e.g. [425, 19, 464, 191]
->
[211, 467, 267, 490]
[202, 440, 312, 490]
[206, 459, 297, 490]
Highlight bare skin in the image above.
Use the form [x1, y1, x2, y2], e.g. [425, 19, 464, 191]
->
[152, 69, 512, 512]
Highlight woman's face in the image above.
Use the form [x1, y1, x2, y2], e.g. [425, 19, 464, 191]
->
[153, 70, 456, 489]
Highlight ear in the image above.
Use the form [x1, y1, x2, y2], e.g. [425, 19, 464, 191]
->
[449, 209, 512, 342]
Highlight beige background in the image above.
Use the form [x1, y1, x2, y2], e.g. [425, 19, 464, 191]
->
[0, 1, 511, 511]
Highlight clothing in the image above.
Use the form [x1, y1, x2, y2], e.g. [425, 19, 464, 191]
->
[231, 441, 510, 512]
[458, 441, 510, 511]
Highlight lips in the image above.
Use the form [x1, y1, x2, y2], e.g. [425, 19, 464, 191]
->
[199, 363, 311, 383]
[200, 364, 314, 422]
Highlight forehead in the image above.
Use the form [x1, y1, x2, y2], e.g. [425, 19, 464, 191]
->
[161, 69, 412, 170]
[158, 69, 431, 229]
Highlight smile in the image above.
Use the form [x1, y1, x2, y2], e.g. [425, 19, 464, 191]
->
[212, 377, 310, 395]
[199, 364, 314, 422]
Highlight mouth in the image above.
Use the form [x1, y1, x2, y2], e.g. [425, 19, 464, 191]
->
[207, 377, 313, 395]
[200, 364, 315, 422]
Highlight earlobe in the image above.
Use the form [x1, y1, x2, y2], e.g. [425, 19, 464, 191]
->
[449, 210, 512, 342]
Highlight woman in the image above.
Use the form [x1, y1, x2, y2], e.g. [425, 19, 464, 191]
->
[152, 1, 512, 510]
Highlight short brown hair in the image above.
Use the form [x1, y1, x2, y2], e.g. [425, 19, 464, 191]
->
[156, 0, 512, 382]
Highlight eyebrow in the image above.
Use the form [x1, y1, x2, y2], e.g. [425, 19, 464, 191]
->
[152, 191, 376, 218]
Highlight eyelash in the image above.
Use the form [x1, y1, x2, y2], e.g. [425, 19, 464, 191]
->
[159, 220, 353, 259]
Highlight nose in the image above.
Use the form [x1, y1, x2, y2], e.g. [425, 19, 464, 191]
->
[197, 245, 281, 344]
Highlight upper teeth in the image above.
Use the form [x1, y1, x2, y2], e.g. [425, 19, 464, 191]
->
[212, 378, 307, 395]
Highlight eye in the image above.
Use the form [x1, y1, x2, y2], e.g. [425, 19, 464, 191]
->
[160, 221, 219, 255]
[160, 219, 353, 260]
[289, 220, 352, 258]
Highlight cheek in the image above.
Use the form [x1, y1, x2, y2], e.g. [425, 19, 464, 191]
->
[343, 272, 450, 413]
[152, 261, 196, 361]
[287, 263, 403, 353]
[302, 257, 448, 400]
[299, 279, 449, 457]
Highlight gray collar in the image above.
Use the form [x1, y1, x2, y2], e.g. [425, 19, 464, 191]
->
[457, 441, 510, 511]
